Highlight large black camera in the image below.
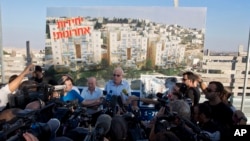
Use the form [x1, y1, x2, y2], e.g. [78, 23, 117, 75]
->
[154, 113, 211, 141]
[0, 109, 58, 141]
[7, 83, 58, 109]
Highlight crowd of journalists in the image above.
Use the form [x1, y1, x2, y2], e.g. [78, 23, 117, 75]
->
[0, 64, 248, 141]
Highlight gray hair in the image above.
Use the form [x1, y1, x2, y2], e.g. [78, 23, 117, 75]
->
[169, 100, 191, 120]
[113, 67, 124, 75]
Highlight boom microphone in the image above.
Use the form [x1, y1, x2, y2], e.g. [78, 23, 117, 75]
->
[47, 118, 60, 140]
[94, 114, 112, 135]
[6, 118, 60, 141]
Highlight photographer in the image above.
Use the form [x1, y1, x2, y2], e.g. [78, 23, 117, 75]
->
[0, 64, 34, 111]
[149, 100, 203, 141]
[30, 65, 44, 84]
[192, 103, 220, 141]
[182, 71, 201, 106]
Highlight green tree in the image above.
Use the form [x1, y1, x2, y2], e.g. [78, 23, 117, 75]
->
[3, 50, 9, 55]
[145, 59, 153, 70]
[94, 21, 102, 29]
[126, 68, 136, 80]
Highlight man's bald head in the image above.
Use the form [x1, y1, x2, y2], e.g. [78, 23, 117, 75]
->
[87, 77, 97, 91]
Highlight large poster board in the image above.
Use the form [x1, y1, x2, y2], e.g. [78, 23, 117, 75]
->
[45, 6, 206, 108]
[45, 6, 206, 71]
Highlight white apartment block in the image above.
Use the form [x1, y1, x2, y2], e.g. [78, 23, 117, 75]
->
[199, 45, 250, 96]
[45, 16, 204, 71]
[107, 29, 148, 67]
[1, 49, 44, 83]
[154, 42, 163, 66]
[46, 17, 103, 70]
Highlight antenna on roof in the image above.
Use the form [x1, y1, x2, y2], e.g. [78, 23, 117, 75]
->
[174, 0, 179, 7]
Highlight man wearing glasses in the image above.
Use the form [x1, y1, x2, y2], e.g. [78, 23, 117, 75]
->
[182, 71, 201, 106]
[104, 67, 131, 104]
[203, 81, 234, 141]
[105, 67, 141, 113]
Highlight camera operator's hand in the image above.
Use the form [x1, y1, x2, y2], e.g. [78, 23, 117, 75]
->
[126, 95, 138, 105]
[23, 132, 39, 141]
[149, 107, 167, 141]
[148, 107, 166, 128]
[157, 107, 165, 117]
[25, 64, 35, 75]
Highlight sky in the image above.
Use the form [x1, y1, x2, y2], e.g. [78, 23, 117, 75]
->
[47, 6, 207, 29]
[1, 0, 250, 52]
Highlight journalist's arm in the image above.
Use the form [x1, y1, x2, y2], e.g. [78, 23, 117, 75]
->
[0, 64, 34, 108]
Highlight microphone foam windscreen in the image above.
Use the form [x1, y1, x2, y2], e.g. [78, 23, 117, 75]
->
[95, 114, 112, 135]
[47, 118, 60, 139]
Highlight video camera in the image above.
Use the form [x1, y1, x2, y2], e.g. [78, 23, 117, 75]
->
[8, 84, 65, 109]
[0, 109, 56, 141]
[61, 106, 91, 134]
[154, 113, 211, 141]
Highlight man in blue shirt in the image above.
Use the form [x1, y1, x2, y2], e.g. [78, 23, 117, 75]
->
[104, 67, 139, 114]
[105, 67, 131, 104]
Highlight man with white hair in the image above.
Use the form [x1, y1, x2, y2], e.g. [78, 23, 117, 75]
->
[104, 67, 131, 104]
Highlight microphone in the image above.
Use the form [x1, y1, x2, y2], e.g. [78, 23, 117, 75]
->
[117, 96, 126, 113]
[47, 118, 60, 140]
[110, 95, 118, 108]
[94, 114, 112, 138]
[5, 118, 60, 141]
[53, 85, 66, 91]
[117, 96, 124, 107]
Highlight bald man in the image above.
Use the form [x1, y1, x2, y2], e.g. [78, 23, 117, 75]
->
[80, 77, 103, 108]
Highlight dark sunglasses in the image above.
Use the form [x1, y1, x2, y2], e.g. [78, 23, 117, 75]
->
[206, 88, 216, 93]
[113, 74, 121, 77]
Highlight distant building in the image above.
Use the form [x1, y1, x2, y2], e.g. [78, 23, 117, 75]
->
[45, 16, 204, 71]
[1, 48, 44, 83]
[199, 45, 249, 96]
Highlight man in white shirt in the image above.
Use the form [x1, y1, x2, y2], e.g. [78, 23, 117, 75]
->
[80, 77, 103, 108]
[0, 64, 34, 111]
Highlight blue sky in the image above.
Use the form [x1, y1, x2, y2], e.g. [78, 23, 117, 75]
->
[1, 0, 249, 52]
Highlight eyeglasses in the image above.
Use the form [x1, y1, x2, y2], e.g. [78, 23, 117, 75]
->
[113, 74, 121, 77]
[206, 88, 216, 93]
